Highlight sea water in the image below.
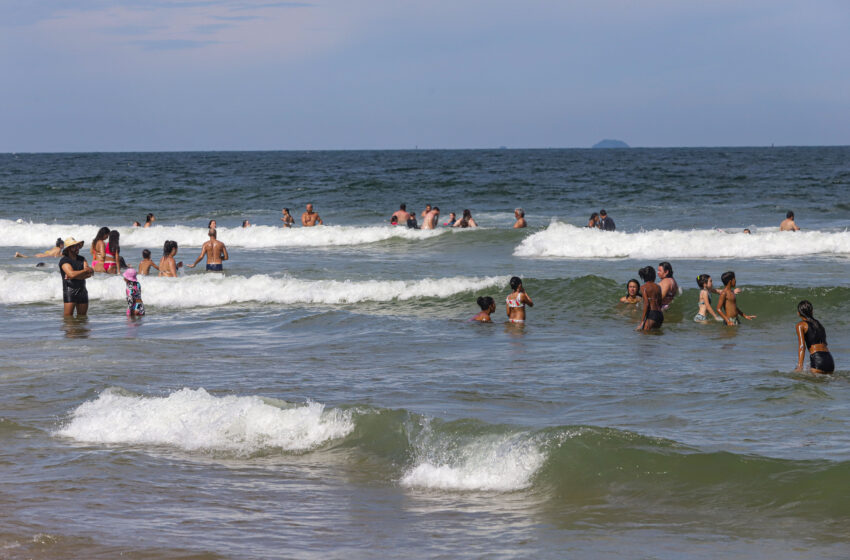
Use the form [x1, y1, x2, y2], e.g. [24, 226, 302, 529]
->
[1, 148, 849, 558]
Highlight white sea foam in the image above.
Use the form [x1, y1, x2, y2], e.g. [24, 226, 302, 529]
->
[0, 219, 446, 249]
[0, 269, 506, 307]
[55, 388, 353, 454]
[515, 221, 850, 259]
[400, 431, 545, 492]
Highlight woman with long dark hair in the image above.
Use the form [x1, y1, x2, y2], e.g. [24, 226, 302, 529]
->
[158, 240, 182, 277]
[453, 209, 478, 228]
[91, 227, 110, 273]
[795, 300, 835, 374]
[103, 230, 120, 274]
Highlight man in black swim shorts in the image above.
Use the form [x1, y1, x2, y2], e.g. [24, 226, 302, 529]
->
[58, 237, 94, 317]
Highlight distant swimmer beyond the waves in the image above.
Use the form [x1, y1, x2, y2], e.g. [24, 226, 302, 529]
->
[795, 300, 834, 374]
[15, 238, 64, 258]
[716, 271, 755, 326]
[598, 209, 615, 231]
[637, 266, 663, 331]
[59, 237, 93, 317]
[302, 204, 323, 227]
[780, 210, 801, 231]
[513, 208, 527, 229]
[506, 276, 533, 324]
[472, 296, 496, 322]
[187, 228, 228, 272]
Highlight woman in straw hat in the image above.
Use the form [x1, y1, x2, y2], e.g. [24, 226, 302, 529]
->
[59, 237, 93, 317]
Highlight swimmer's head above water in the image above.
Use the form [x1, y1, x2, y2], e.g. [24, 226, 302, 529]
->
[639, 266, 656, 283]
[509, 276, 523, 291]
[721, 271, 735, 286]
[477, 296, 495, 310]
[696, 274, 711, 288]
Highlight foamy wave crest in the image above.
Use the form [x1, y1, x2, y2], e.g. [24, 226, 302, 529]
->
[401, 428, 545, 492]
[55, 388, 353, 454]
[515, 221, 850, 259]
[0, 269, 506, 307]
[0, 219, 446, 249]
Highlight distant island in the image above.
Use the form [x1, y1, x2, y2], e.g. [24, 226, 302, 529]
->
[592, 139, 630, 149]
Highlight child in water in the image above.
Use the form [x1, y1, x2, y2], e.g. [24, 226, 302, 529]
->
[717, 271, 755, 326]
[123, 268, 145, 317]
[472, 296, 496, 322]
[138, 249, 159, 276]
[694, 274, 723, 322]
[620, 279, 641, 304]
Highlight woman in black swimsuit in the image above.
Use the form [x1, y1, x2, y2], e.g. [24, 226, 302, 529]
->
[637, 266, 663, 331]
[795, 300, 835, 374]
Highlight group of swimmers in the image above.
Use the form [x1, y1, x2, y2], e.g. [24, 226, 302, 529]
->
[390, 204, 528, 229]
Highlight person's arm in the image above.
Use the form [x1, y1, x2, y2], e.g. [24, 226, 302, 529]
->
[716, 291, 732, 324]
[468, 218, 478, 227]
[316, 214, 323, 225]
[61, 262, 92, 280]
[187, 246, 206, 268]
[659, 280, 670, 301]
[702, 292, 721, 320]
[795, 322, 807, 371]
[637, 289, 649, 330]
[110, 249, 120, 273]
[151, 261, 160, 271]
[221, 244, 229, 261]
[301, 213, 309, 226]
[739, 304, 755, 320]
[521, 291, 533, 307]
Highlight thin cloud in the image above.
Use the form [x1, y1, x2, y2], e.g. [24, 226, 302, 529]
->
[130, 38, 219, 50]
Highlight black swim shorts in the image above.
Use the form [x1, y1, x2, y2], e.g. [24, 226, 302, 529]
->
[810, 351, 835, 373]
[63, 286, 89, 304]
[206, 263, 223, 272]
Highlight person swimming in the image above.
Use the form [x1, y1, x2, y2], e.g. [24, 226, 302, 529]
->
[472, 296, 496, 322]
[506, 276, 533, 324]
[620, 279, 641, 304]
[694, 274, 723, 322]
[637, 266, 663, 331]
[15, 238, 64, 258]
[795, 300, 834, 374]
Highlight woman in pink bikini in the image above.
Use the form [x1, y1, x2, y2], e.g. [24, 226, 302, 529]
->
[91, 227, 110, 273]
[506, 276, 533, 324]
[103, 230, 121, 274]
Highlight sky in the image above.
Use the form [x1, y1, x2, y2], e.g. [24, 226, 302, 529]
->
[1, 0, 848, 151]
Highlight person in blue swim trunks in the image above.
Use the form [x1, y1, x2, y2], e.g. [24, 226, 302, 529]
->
[187, 228, 229, 272]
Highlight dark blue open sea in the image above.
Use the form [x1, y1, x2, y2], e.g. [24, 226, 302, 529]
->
[1, 147, 849, 558]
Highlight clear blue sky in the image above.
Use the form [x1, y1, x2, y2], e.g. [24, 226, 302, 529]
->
[1, 1, 848, 151]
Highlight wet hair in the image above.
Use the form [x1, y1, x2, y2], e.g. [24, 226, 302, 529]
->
[142, 249, 151, 259]
[92, 227, 110, 249]
[133, 221, 141, 227]
[696, 274, 711, 288]
[108, 230, 120, 255]
[477, 296, 495, 310]
[659, 261, 673, 277]
[390, 215, 398, 224]
[119, 256, 127, 269]
[433, 206, 440, 212]
[743, 228, 751, 234]
[721, 271, 735, 286]
[600, 209, 607, 217]
[589, 212, 599, 221]
[786, 211, 795, 219]
[208, 219, 216, 228]
[163, 240, 177, 256]
[283, 208, 290, 213]
[797, 300, 823, 331]
[209, 228, 217, 238]
[626, 279, 640, 291]
[242, 220, 250, 227]
[145, 213, 155, 223]
[639, 266, 656, 282]
[462, 209, 472, 218]
[515, 208, 525, 217]
[399, 203, 406, 210]
[509, 276, 522, 291]
[55, 238, 64, 248]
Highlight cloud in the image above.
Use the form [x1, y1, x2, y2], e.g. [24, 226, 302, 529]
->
[130, 38, 220, 50]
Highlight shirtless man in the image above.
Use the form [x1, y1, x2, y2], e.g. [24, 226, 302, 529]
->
[187, 228, 229, 272]
[717, 271, 756, 325]
[301, 204, 323, 227]
[780, 211, 800, 231]
[138, 249, 159, 275]
[391, 204, 411, 224]
[637, 266, 664, 330]
[420, 204, 432, 222]
[422, 206, 440, 230]
[657, 261, 678, 310]
[513, 208, 527, 229]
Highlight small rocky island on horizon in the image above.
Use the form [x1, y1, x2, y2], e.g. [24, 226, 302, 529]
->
[592, 139, 630, 149]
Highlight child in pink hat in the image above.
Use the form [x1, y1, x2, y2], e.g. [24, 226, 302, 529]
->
[122, 268, 145, 317]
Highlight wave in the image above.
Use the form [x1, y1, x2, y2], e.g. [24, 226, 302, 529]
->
[0, 269, 507, 308]
[55, 388, 850, 513]
[515, 221, 850, 259]
[55, 388, 354, 454]
[0, 219, 448, 249]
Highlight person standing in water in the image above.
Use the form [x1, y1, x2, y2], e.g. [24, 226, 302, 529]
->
[91, 227, 110, 273]
[795, 300, 834, 374]
[694, 274, 723, 322]
[158, 240, 182, 277]
[472, 296, 496, 322]
[620, 279, 641, 304]
[301, 204, 323, 226]
[716, 271, 755, 326]
[138, 249, 159, 275]
[59, 237, 93, 317]
[637, 266, 663, 330]
[513, 208, 527, 229]
[657, 261, 678, 310]
[123, 268, 145, 317]
[422, 206, 440, 230]
[506, 276, 533, 324]
[598, 209, 616, 231]
[453, 209, 478, 228]
[144, 213, 155, 228]
[103, 230, 121, 274]
[281, 208, 295, 227]
[187, 228, 229, 272]
[780, 211, 800, 231]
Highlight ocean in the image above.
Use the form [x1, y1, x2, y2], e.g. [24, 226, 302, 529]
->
[1, 147, 849, 559]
